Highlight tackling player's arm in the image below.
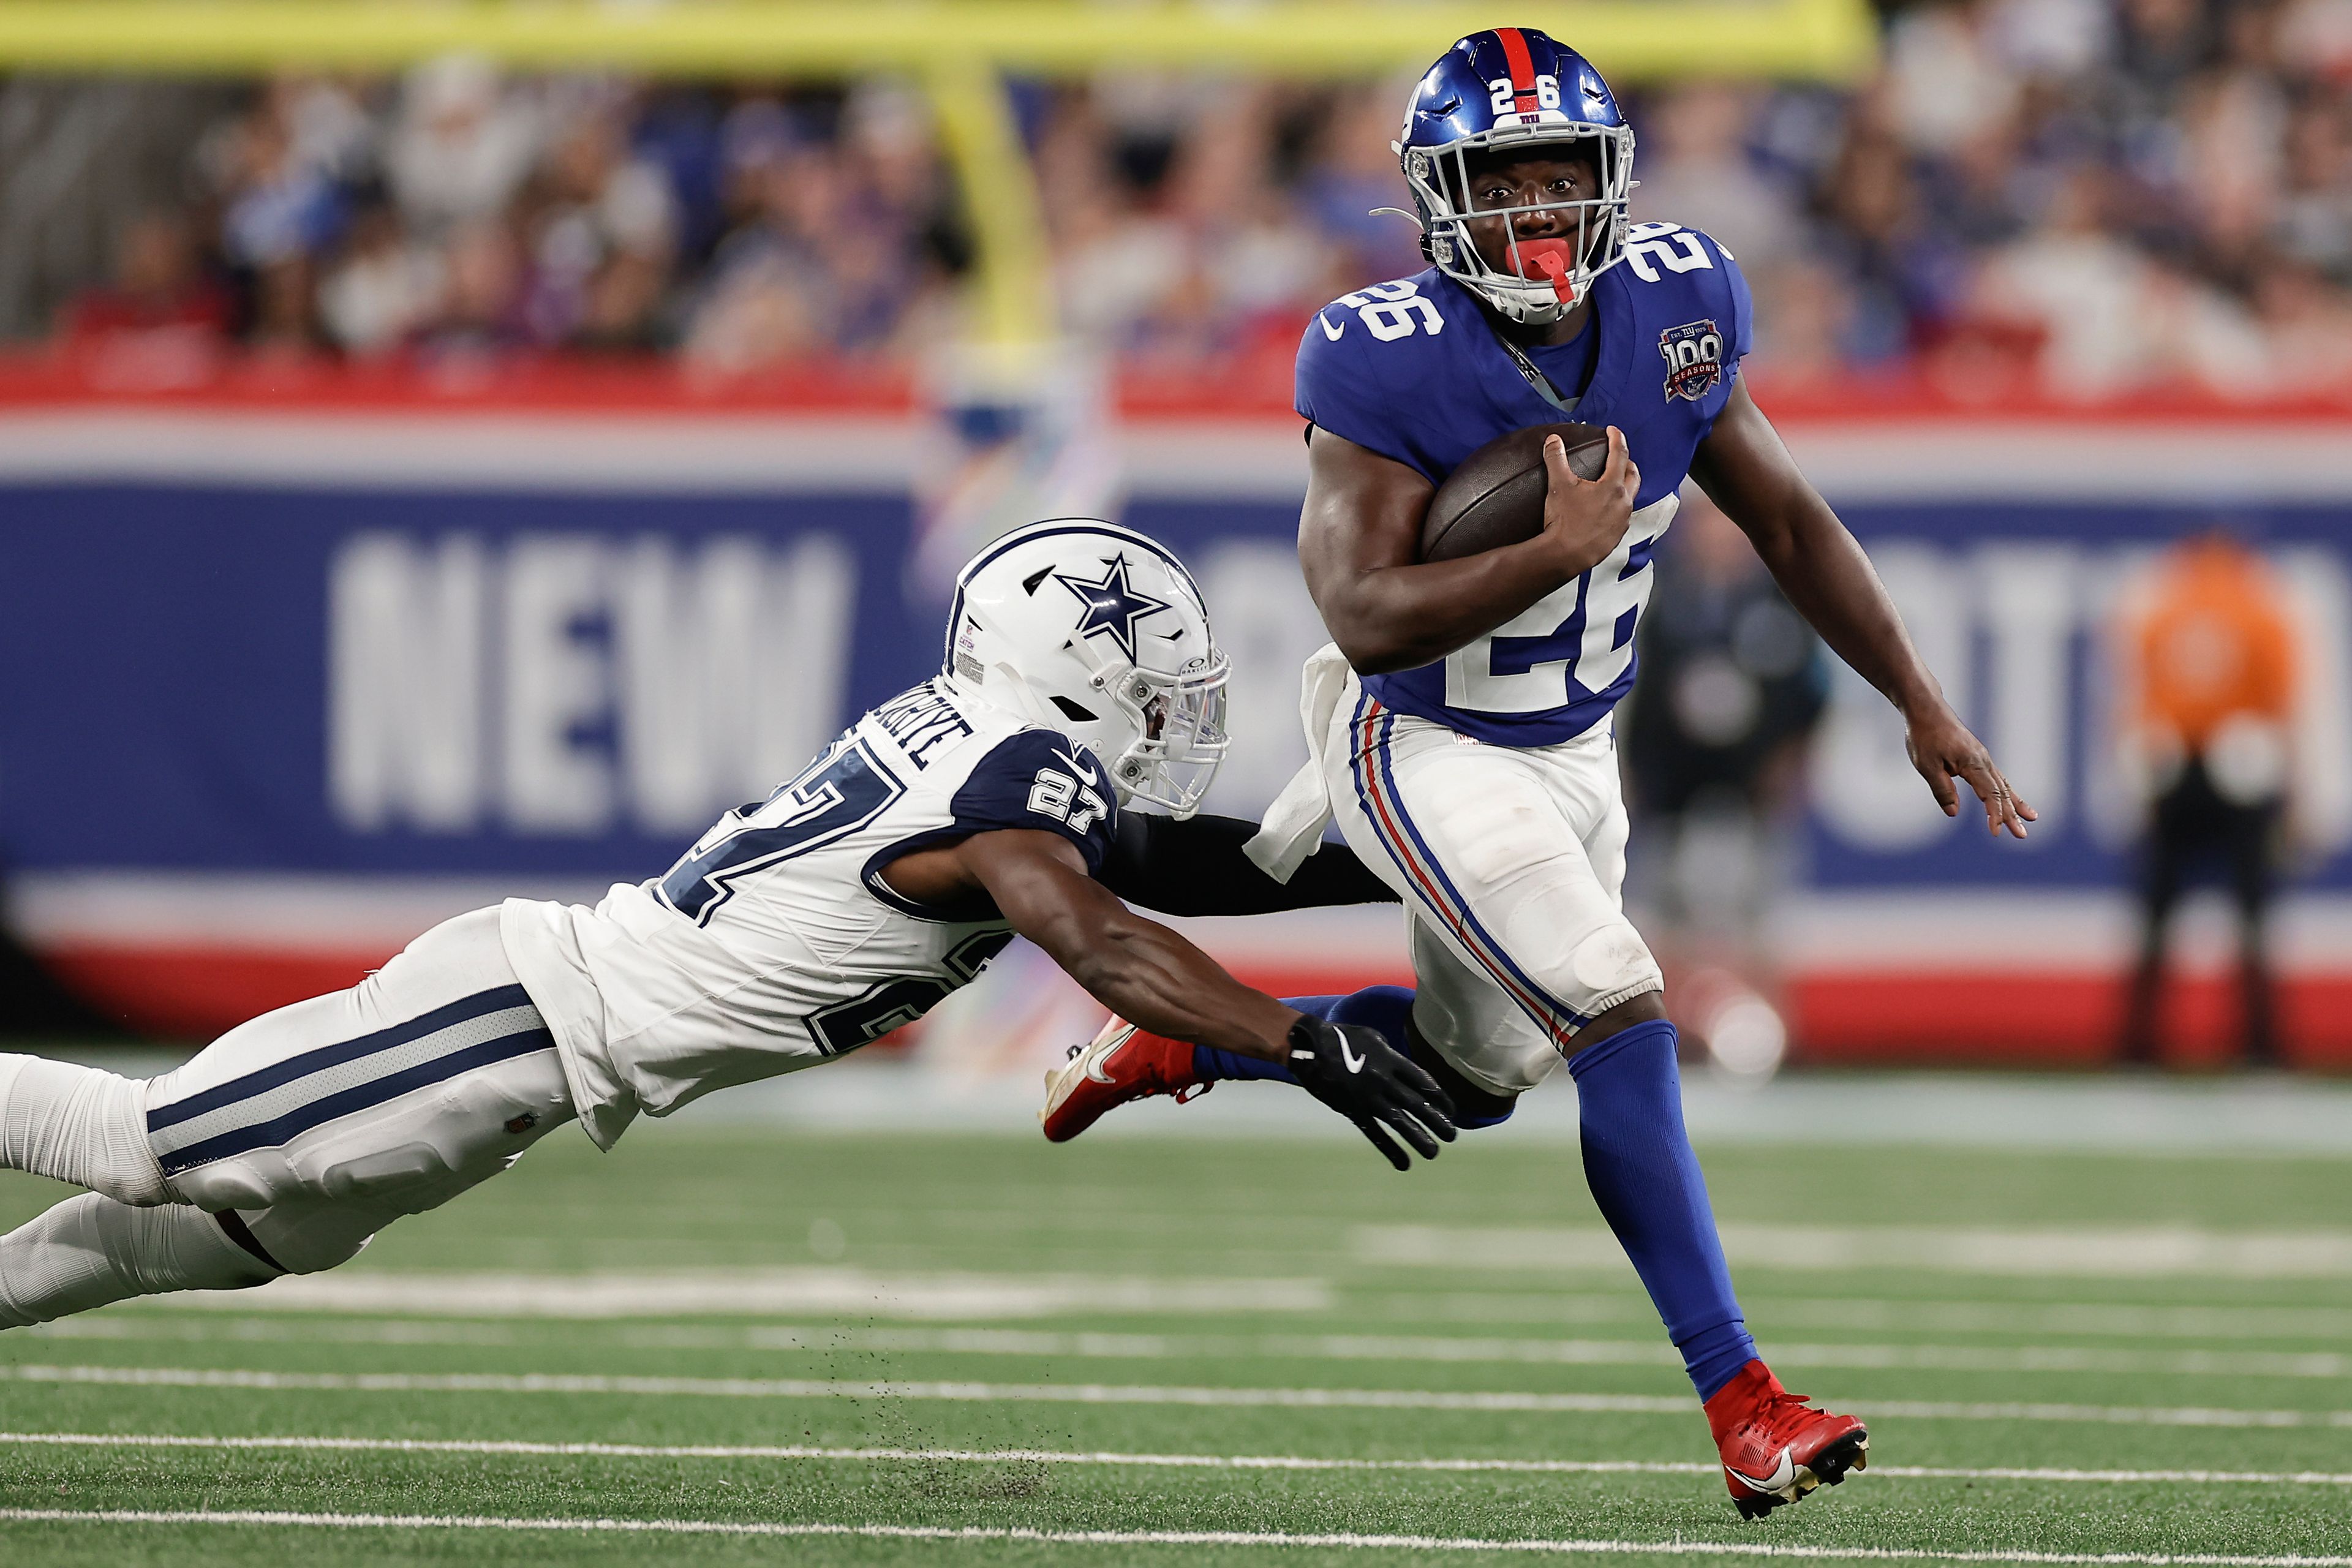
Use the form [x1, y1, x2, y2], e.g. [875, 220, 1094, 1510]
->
[1690, 381, 2037, 839]
[1099, 811, 1398, 916]
[880, 830, 1456, 1167]
[1297, 424, 1641, 674]
[938, 829, 1299, 1060]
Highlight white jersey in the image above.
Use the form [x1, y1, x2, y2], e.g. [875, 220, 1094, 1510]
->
[501, 679, 1117, 1148]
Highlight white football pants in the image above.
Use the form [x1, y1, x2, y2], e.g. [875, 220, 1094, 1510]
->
[1321, 681, 1664, 1096]
[0, 908, 571, 1325]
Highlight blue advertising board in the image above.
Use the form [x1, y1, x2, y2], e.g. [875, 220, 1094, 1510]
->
[1, 405, 2346, 1043]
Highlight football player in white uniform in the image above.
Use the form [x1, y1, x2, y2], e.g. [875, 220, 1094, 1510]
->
[0, 520, 1453, 1329]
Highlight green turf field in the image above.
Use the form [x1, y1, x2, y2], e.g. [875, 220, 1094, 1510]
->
[3, 1107, 2351, 1565]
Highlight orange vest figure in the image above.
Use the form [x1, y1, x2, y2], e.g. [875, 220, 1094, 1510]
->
[2117, 532, 2300, 1069]
[2131, 535, 2299, 777]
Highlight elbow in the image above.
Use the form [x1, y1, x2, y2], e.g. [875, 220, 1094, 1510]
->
[1340, 642, 1412, 676]
[1329, 616, 1418, 676]
[1341, 634, 1450, 677]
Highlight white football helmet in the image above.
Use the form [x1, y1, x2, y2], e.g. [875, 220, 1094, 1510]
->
[943, 519, 1229, 817]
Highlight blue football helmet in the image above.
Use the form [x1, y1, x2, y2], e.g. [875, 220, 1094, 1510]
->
[1393, 27, 1637, 325]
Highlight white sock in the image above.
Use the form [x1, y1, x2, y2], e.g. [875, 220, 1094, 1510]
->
[0, 1193, 277, 1329]
[0, 1054, 168, 1206]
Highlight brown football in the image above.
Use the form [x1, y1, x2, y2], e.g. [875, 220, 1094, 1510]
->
[1419, 421, 1610, 562]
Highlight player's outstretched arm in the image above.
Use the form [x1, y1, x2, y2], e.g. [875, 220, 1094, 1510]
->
[1298, 426, 1637, 674]
[889, 829, 1455, 1167]
[1099, 812, 1398, 916]
[1691, 382, 2037, 840]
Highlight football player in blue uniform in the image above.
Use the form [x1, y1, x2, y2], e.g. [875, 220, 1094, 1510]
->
[1041, 28, 2038, 1520]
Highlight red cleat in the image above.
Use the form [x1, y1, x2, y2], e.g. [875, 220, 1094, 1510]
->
[1038, 1016, 1211, 1142]
[1704, 1360, 1869, 1520]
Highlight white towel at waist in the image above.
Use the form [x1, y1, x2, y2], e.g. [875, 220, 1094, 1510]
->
[1242, 643, 1357, 884]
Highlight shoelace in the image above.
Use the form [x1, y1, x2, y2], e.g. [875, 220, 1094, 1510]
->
[1749, 1389, 1828, 1442]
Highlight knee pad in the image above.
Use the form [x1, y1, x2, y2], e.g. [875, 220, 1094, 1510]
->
[1568, 919, 1662, 1011]
[170, 1152, 298, 1215]
[172, 1140, 454, 1215]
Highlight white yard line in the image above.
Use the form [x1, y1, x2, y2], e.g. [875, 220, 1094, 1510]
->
[6, 1430, 2352, 1489]
[32, 1316, 2352, 1382]
[79, 1289, 2352, 1346]
[159, 1266, 1330, 1320]
[0, 1507, 2346, 1564]
[9, 1363, 2351, 1428]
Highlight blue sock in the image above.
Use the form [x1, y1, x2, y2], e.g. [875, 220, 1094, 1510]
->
[1568, 1019, 1757, 1402]
[1194, 988, 1513, 1131]
[1193, 989, 1417, 1086]
[1191, 995, 1325, 1084]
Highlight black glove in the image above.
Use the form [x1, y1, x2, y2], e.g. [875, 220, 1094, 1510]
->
[1286, 1015, 1458, 1171]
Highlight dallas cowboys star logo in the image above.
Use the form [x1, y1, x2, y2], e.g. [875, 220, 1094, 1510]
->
[1052, 555, 1172, 663]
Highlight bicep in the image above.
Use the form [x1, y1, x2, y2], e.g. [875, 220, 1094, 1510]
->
[1690, 382, 1812, 552]
[1297, 428, 1436, 611]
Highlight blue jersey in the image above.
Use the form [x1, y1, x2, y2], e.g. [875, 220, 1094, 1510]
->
[1295, 221, 1754, 746]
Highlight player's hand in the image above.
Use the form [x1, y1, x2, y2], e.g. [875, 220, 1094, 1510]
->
[1540, 425, 1639, 580]
[1906, 705, 2037, 840]
[1286, 1017, 1457, 1171]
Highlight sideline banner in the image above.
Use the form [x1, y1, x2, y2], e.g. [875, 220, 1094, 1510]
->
[1, 396, 2347, 1058]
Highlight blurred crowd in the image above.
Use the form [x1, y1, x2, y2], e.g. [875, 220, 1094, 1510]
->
[43, 0, 2352, 399]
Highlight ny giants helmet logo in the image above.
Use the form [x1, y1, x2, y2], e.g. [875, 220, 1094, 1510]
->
[1659, 318, 1726, 403]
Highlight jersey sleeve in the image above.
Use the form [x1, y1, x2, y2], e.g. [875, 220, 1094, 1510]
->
[1701, 232, 1755, 364]
[1294, 303, 1428, 479]
[949, 729, 1120, 876]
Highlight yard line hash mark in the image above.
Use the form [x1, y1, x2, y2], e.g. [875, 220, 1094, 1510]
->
[10, 1363, 2352, 1427]
[2, 1507, 2350, 1564]
[7, 1431, 2352, 1488]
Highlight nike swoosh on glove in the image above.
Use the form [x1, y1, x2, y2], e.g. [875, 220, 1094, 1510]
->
[1286, 1016, 1458, 1170]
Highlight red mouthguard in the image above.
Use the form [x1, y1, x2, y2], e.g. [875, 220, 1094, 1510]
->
[1512, 239, 1579, 303]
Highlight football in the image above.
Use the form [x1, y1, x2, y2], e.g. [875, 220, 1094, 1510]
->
[1419, 421, 1610, 562]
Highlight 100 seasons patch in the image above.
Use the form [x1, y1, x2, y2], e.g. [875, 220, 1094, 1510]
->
[1659, 318, 1726, 402]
